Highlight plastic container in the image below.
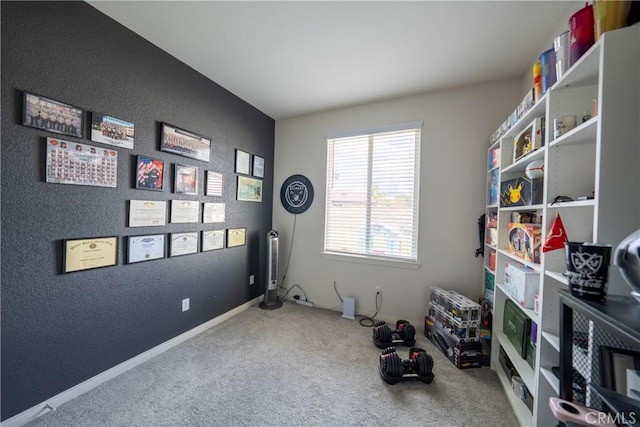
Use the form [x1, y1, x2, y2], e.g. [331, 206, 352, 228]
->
[570, 3, 595, 65]
[539, 48, 557, 93]
[565, 242, 612, 301]
[532, 61, 543, 101]
[594, 0, 631, 40]
[554, 31, 571, 80]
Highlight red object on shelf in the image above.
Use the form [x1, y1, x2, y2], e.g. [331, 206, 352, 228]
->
[489, 251, 496, 271]
[570, 3, 595, 64]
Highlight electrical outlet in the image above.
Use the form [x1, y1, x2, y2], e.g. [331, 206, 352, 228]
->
[376, 286, 382, 295]
[249, 275, 255, 285]
[182, 298, 190, 312]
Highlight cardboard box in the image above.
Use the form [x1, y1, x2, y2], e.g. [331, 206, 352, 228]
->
[503, 300, 531, 360]
[507, 223, 541, 263]
[425, 316, 482, 369]
[500, 176, 543, 207]
[504, 262, 539, 309]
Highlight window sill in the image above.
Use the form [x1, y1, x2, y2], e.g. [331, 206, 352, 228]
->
[322, 252, 422, 270]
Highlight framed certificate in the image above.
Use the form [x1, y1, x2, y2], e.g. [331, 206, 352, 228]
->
[129, 200, 167, 227]
[203, 202, 225, 223]
[237, 176, 262, 202]
[63, 236, 118, 273]
[252, 155, 264, 178]
[202, 230, 225, 251]
[170, 232, 199, 257]
[127, 234, 165, 264]
[171, 200, 200, 223]
[235, 149, 250, 175]
[227, 228, 246, 248]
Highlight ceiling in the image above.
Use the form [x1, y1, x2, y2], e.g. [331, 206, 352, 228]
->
[88, 1, 577, 120]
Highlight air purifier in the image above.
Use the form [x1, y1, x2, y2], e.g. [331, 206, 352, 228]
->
[260, 230, 282, 309]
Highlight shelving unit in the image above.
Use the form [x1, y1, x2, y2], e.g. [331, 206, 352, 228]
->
[482, 25, 640, 426]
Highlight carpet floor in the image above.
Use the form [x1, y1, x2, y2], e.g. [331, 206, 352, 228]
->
[27, 302, 518, 426]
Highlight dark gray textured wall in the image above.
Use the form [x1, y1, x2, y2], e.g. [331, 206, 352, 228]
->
[1, 2, 274, 420]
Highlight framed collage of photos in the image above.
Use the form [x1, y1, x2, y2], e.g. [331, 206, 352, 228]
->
[46, 138, 118, 188]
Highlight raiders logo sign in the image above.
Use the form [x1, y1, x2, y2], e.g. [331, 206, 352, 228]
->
[280, 174, 314, 214]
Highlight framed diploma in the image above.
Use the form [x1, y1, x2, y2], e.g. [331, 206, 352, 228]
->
[171, 200, 200, 223]
[252, 155, 265, 178]
[129, 200, 167, 227]
[235, 149, 250, 175]
[237, 176, 262, 202]
[206, 171, 223, 196]
[227, 228, 246, 248]
[170, 232, 199, 257]
[202, 230, 225, 251]
[63, 236, 118, 273]
[203, 202, 225, 223]
[127, 234, 165, 264]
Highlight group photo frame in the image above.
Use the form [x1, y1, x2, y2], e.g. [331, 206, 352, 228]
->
[160, 122, 211, 162]
[23, 91, 84, 139]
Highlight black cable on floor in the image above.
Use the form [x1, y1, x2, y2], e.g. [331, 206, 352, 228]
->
[358, 292, 382, 327]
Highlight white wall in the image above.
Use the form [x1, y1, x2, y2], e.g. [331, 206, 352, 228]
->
[273, 78, 524, 324]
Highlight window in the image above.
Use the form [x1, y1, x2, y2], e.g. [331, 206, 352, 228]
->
[324, 122, 421, 263]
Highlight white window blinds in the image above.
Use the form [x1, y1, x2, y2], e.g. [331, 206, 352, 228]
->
[324, 122, 421, 263]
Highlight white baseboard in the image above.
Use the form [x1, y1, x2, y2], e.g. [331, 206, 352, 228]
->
[1, 296, 262, 427]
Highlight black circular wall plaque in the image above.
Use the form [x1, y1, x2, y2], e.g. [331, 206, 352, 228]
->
[280, 174, 314, 214]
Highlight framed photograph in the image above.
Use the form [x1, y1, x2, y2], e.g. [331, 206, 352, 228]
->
[235, 149, 250, 175]
[170, 232, 199, 257]
[46, 138, 118, 188]
[90, 112, 135, 149]
[252, 155, 265, 178]
[202, 229, 225, 251]
[237, 176, 263, 202]
[174, 164, 198, 195]
[160, 123, 211, 162]
[170, 200, 200, 223]
[206, 171, 223, 196]
[63, 236, 118, 273]
[135, 155, 164, 191]
[227, 228, 246, 248]
[23, 91, 83, 138]
[127, 234, 165, 264]
[600, 346, 640, 396]
[128, 200, 167, 227]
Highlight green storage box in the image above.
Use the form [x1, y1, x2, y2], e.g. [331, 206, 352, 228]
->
[503, 300, 531, 359]
[525, 341, 536, 368]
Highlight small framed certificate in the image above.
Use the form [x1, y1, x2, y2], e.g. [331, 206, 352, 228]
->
[170, 232, 199, 257]
[252, 155, 264, 178]
[235, 149, 250, 175]
[127, 234, 165, 264]
[63, 236, 118, 273]
[202, 230, 225, 251]
[129, 200, 167, 227]
[206, 171, 223, 196]
[227, 228, 246, 248]
[170, 200, 200, 223]
[237, 176, 262, 202]
[203, 202, 225, 223]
